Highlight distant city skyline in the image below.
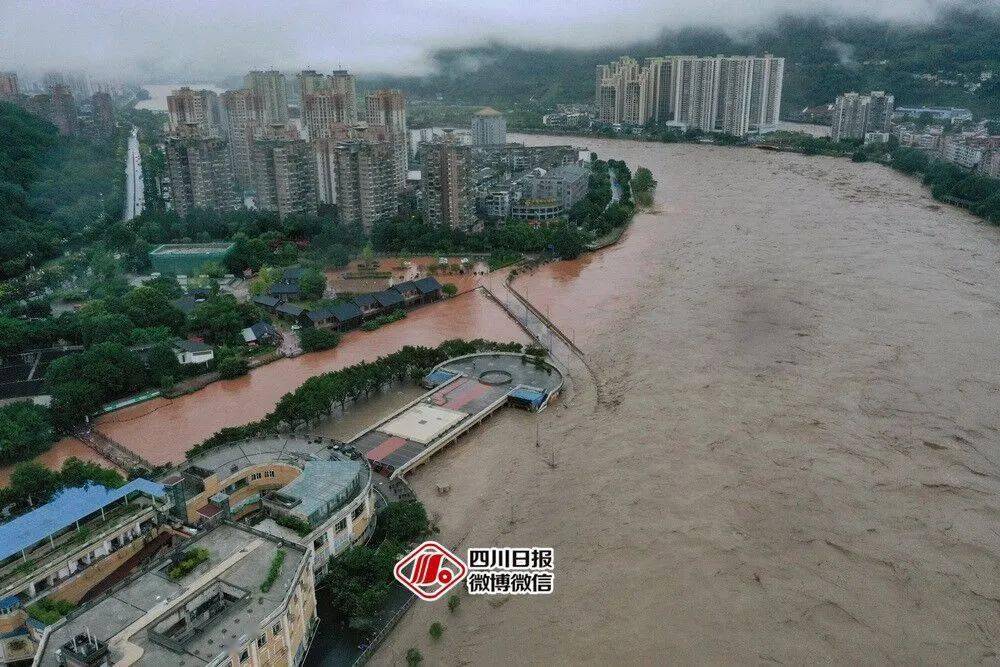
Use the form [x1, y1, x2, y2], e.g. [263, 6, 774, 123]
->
[1, 0, 970, 82]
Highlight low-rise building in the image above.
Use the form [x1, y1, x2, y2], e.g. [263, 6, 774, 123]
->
[36, 522, 317, 667]
[173, 339, 214, 365]
[149, 243, 234, 277]
[163, 436, 376, 572]
[0, 480, 171, 608]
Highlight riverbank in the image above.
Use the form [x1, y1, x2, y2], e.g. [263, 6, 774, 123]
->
[376, 133, 1000, 664]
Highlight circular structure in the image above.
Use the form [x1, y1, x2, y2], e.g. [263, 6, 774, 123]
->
[478, 369, 513, 385]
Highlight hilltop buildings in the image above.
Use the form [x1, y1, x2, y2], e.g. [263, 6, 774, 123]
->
[595, 54, 784, 136]
[832, 90, 894, 141]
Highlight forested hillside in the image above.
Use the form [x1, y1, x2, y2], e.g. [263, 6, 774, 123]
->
[0, 102, 123, 282]
[363, 7, 1000, 117]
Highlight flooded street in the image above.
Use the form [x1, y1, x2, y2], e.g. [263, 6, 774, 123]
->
[376, 134, 1000, 664]
[0, 290, 526, 477]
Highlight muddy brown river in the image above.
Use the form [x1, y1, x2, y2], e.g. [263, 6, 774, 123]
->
[5, 131, 999, 664]
[374, 134, 1000, 665]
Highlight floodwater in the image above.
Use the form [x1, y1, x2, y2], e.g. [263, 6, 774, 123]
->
[0, 290, 526, 475]
[135, 84, 226, 111]
[376, 133, 1000, 664]
[0, 438, 118, 486]
[327, 255, 487, 296]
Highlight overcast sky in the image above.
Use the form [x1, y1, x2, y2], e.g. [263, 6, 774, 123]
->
[0, 0, 971, 82]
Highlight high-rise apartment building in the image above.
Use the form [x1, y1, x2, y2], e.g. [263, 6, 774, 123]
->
[471, 107, 507, 145]
[0, 72, 19, 100]
[48, 84, 77, 135]
[221, 89, 265, 189]
[245, 70, 289, 125]
[303, 90, 357, 136]
[167, 87, 223, 135]
[365, 89, 408, 189]
[832, 91, 894, 141]
[749, 54, 784, 132]
[312, 123, 387, 204]
[297, 69, 328, 98]
[251, 139, 318, 218]
[644, 57, 677, 123]
[421, 131, 476, 229]
[672, 56, 717, 132]
[714, 56, 754, 136]
[596, 54, 784, 136]
[334, 139, 399, 232]
[595, 57, 651, 125]
[89, 92, 115, 139]
[165, 134, 241, 218]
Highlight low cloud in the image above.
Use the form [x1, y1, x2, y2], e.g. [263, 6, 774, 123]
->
[0, 0, 974, 83]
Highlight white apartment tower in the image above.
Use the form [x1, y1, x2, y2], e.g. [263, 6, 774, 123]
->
[596, 53, 784, 136]
[471, 107, 507, 145]
[595, 57, 651, 125]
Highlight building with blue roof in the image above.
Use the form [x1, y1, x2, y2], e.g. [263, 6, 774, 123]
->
[0, 480, 170, 607]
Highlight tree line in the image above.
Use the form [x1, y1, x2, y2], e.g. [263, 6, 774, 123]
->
[189, 339, 523, 457]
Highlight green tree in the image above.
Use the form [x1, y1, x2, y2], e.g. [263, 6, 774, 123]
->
[122, 286, 185, 331]
[8, 462, 60, 507]
[49, 380, 103, 431]
[147, 343, 182, 385]
[429, 622, 444, 640]
[447, 594, 460, 613]
[189, 295, 254, 345]
[299, 327, 340, 353]
[298, 268, 327, 301]
[0, 402, 55, 465]
[0, 316, 30, 355]
[217, 352, 249, 379]
[551, 223, 585, 260]
[441, 282, 458, 297]
[378, 501, 431, 543]
[406, 648, 423, 666]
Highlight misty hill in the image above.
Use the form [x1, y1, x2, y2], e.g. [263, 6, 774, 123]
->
[363, 7, 1000, 117]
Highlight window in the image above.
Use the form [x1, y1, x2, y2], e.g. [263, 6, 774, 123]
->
[352, 503, 365, 520]
[272, 622, 282, 636]
[257, 634, 267, 648]
[335, 518, 347, 532]
[240, 649, 249, 663]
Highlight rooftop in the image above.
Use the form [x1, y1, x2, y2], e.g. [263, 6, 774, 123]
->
[149, 243, 235, 256]
[475, 107, 503, 117]
[39, 524, 307, 667]
[266, 459, 366, 524]
[0, 480, 165, 564]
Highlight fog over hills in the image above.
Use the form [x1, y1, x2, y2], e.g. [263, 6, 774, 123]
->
[3, 1, 999, 112]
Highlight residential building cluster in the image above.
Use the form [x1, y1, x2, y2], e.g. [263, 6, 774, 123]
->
[594, 54, 785, 136]
[831, 90, 895, 142]
[1, 70, 116, 140]
[162, 70, 411, 230]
